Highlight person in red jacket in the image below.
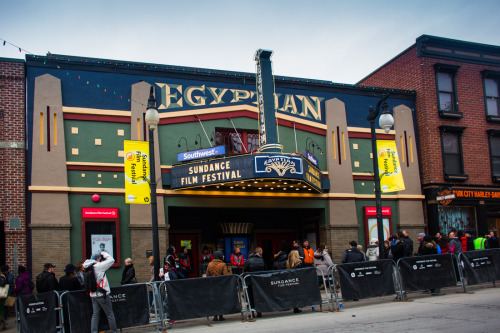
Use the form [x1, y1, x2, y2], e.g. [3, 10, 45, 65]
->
[178, 246, 192, 278]
[458, 230, 468, 252]
[230, 246, 245, 275]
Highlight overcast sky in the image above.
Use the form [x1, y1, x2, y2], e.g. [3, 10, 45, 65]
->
[2, 0, 500, 84]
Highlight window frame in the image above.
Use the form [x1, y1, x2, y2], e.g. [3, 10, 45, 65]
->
[439, 125, 468, 181]
[214, 127, 259, 156]
[487, 129, 500, 182]
[482, 70, 500, 123]
[434, 63, 462, 119]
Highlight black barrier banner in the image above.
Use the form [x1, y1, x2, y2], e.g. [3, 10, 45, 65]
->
[18, 291, 57, 333]
[336, 260, 395, 301]
[249, 268, 321, 312]
[165, 274, 240, 320]
[398, 254, 456, 291]
[62, 284, 150, 333]
[460, 249, 500, 285]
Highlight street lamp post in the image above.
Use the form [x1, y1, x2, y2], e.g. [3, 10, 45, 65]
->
[145, 86, 160, 281]
[367, 94, 394, 259]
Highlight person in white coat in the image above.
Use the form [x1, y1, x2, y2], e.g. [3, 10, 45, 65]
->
[366, 238, 380, 261]
[83, 251, 117, 333]
[313, 243, 334, 288]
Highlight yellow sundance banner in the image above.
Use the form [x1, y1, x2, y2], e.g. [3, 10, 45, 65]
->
[377, 140, 405, 193]
[124, 140, 151, 204]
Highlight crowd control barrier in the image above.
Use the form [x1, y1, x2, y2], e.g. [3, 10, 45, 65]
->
[16, 290, 64, 333]
[396, 253, 457, 293]
[334, 259, 399, 302]
[162, 274, 242, 323]
[241, 268, 323, 317]
[58, 283, 150, 333]
[458, 249, 500, 291]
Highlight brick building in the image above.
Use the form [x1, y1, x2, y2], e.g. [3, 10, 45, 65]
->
[0, 58, 28, 269]
[25, 53, 424, 284]
[359, 35, 500, 237]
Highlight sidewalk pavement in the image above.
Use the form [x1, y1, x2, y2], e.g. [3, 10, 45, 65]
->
[3, 283, 500, 332]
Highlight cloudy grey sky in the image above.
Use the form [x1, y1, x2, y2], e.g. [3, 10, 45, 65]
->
[1, 0, 499, 83]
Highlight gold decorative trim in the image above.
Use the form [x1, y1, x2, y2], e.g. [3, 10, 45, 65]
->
[66, 161, 124, 167]
[63, 106, 131, 117]
[347, 126, 395, 135]
[28, 186, 425, 200]
[352, 172, 373, 177]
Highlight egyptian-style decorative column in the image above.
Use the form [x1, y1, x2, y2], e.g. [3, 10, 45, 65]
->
[129, 81, 167, 282]
[324, 98, 358, 262]
[30, 74, 71, 279]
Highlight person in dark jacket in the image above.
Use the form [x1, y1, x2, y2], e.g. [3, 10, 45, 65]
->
[273, 249, 288, 270]
[121, 258, 136, 285]
[292, 240, 305, 266]
[14, 266, 33, 296]
[243, 248, 265, 272]
[420, 236, 438, 256]
[59, 264, 82, 291]
[402, 230, 414, 256]
[243, 248, 265, 318]
[391, 232, 411, 262]
[487, 231, 499, 248]
[178, 246, 192, 278]
[341, 241, 365, 263]
[199, 247, 213, 277]
[448, 231, 463, 254]
[164, 246, 185, 279]
[464, 231, 475, 252]
[36, 263, 59, 293]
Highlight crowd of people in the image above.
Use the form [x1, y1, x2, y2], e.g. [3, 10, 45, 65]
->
[339, 229, 499, 264]
[1, 230, 498, 329]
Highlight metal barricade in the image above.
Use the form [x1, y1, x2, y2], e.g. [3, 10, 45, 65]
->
[331, 260, 401, 303]
[396, 253, 459, 297]
[457, 249, 500, 292]
[147, 281, 168, 332]
[327, 265, 341, 310]
[241, 267, 325, 318]
[15, 290, 64, 333]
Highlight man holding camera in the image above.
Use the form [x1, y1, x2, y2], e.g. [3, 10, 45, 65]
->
[84, 251, 117, 333]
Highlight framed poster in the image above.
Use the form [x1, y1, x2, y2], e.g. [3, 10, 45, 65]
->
[91, 234, 114, 258]
[82, 208, 121, 267]
[363, 206, 393, 248]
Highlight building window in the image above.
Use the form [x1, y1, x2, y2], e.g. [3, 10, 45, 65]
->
[215, 128, 259, 155]
[434, 63, 462, 118]
[482, 70, 500, 122]
[439, 125, 467, 180]
[488, 129, 500, 182]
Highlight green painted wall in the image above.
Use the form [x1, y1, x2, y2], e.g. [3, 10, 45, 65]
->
[350, 137, 373, 174]
[68, 193, 130, 286]
[68, 170, 124, 188]
[64, 120, 130, 163]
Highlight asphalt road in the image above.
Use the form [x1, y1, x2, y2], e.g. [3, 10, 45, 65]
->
[136, 285, 500, 333]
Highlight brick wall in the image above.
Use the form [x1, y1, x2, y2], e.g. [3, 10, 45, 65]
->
[0, 59, 28, 269]
[360, 47, 500, 186]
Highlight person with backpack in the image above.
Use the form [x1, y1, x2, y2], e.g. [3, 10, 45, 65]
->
[14, 266, 34, 296]
[83, 251, 117, 333]
[391, 232, 412, 262]
[36, 263, 59, 293]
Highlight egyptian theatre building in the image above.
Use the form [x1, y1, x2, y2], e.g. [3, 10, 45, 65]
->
[27, 51, 424, 283]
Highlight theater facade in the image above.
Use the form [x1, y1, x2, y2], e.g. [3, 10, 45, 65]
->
[26, 53, 424, 283]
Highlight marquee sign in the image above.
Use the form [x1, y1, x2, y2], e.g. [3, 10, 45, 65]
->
[171, 154, 324, 191]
